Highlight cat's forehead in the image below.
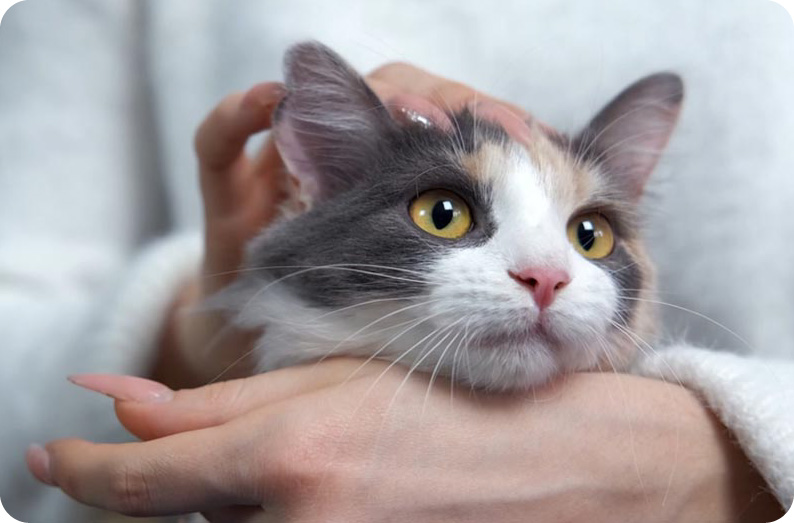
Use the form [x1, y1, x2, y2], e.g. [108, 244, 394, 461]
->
[457, 122, 601, 210]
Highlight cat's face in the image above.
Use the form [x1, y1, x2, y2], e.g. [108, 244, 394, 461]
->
[222, 42, 683, 391]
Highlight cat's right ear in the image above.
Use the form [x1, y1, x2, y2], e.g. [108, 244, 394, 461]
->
[273, 42, 396, 207]
[574, 73, 684, 201]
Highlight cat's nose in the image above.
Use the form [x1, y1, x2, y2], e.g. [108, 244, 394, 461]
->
[509, 268, 571, 310]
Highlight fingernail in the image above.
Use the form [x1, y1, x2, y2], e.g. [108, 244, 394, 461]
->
[386, 94, 453, 131]
[68, 374, 174, 403]
[26, 444, 55, 486]
[396, 106, 434, 128]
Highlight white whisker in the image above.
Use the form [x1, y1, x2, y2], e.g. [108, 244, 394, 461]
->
[618, 296, 753, 350]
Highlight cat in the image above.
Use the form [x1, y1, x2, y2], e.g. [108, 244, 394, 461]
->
[216, 41, 683, 392]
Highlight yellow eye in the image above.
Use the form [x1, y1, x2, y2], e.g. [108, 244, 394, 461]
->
[567, 213, 615, 259]
[409, 190, 472, 239]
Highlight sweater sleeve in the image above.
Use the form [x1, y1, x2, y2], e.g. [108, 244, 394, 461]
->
[0, 1, 202, 521]
[635, 345, 794, 510]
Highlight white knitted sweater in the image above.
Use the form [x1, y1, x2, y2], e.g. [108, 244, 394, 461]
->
[0, 0, 792, 521]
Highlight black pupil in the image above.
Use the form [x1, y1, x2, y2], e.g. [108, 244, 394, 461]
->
[432, 200, 455, 229]
[577, 221, 597, 251]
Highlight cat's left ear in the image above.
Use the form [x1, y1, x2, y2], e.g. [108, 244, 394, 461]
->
[574, 73, 684, 200]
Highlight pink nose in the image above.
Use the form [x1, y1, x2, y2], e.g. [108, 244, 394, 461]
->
[510, 268, 571, 310]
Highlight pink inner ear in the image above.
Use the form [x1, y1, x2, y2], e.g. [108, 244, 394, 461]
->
[581, 73, 684, 201]
[600, 113, 680, 200]
[273, 117, 323, 206]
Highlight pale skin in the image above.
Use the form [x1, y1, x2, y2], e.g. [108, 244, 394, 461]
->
[26, 64, 784, 522]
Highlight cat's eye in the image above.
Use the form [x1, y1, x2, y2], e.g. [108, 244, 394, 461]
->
[409, 190, 472, 239]
[567, 213, 615, 259]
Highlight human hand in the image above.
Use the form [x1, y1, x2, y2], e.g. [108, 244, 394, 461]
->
[156, 64, 535, 389]
[29, 362, 782, 522]
[155, 81, 289, 389]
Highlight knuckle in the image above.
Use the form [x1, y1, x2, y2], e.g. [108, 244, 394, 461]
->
[203, 379, 246, 414]
[107, 461, 156, 517]
[268, 417, 347, 500]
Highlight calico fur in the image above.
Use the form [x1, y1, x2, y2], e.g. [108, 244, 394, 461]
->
[216, 42, 683, 391]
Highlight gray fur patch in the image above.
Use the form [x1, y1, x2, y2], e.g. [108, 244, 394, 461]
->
[593, 242, 643, 327]
[246, 111, 499, 308]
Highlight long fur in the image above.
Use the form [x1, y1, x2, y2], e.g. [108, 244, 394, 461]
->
[214, 42, 683, 391]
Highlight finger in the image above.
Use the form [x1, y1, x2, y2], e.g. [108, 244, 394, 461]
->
[69, 359, 386, 441]
[366, 74, 478, 115]
[367, 62, 529, 117]
[202, 138, 288, 291]
[471, 100, 534, 147]
[233, 136, 287, 229]
[43, 431, 260, 517]
[203, 506, 273, 523]
[369, 71, 553, 150]
[195, 82, 285, 214]
[119, 360, 384, 440]
[367, 62, 472, 100]
[195, 82, 284, 172]
[381, 92, 454, 131]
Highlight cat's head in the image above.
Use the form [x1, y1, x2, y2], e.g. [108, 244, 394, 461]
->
[224, 42, 683, 391]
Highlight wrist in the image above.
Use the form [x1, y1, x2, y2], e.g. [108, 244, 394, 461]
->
[697, 412, 784, 523]
[648, 383, 783, 523]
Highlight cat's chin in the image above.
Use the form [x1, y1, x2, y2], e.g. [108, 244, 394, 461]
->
[455, 323, 610, 391]
[458, 343, 561, 392]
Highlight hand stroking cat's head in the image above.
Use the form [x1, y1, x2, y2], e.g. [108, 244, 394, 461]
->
[217, 42, 683, 392]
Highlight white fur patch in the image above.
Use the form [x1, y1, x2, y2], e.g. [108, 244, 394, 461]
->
[421, 146, 619, 388]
